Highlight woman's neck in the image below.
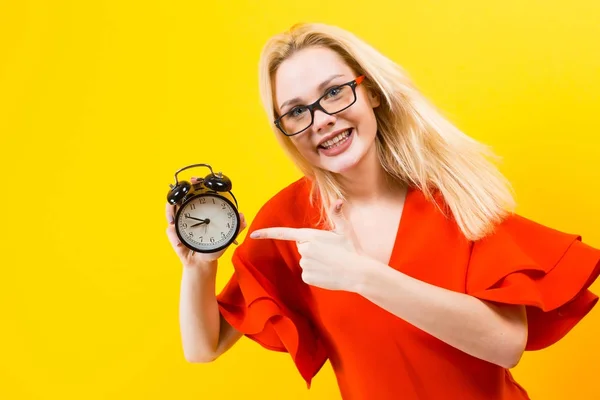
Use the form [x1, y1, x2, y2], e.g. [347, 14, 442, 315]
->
[335, 145, 405, 204]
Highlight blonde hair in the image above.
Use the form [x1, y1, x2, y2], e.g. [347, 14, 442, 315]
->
[258, 22, 516, 241]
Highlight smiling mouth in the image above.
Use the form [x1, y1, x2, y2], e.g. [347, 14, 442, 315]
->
[318, 129, 353, 150]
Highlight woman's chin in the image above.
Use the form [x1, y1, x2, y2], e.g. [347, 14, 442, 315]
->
[305, 138, 372, 175]
[319, 152, 362, 175]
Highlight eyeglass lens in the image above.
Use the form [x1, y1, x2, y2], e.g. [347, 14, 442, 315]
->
[279, 85, 356, 135]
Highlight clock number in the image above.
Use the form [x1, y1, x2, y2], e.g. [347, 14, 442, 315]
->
[210, 237, 215, 243]
[212, 198, 215, 204]
[226, 222, 230, 229]
[227, 212, 233, 217]
[190, 203, 196, 210]
[221, 232, 226, 239]
[221, 203, 226, 210]
[199, 236, 203, 242]
[182, 223, 188, 228]
[184, 213, 190, 218]
[188, 232, 194, 237]
[200, 198, 206, 204]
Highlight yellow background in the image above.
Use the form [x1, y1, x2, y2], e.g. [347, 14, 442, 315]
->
[1, 0, 599, 399]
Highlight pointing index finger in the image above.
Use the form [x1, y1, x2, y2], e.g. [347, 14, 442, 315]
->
[250, 227, 314, 242]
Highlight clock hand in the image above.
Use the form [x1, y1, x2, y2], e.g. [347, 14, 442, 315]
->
[185, 216, 208, 222]
[190, 218, 211, 228]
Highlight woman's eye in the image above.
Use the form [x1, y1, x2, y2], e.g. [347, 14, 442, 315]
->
[290, 106, 307, 117]
[325, 87, 341, 97]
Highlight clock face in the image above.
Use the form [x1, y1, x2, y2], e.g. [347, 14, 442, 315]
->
[175, 193, 239, 253]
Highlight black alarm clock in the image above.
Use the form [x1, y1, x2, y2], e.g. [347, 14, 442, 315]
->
[167, 163, 240, 253]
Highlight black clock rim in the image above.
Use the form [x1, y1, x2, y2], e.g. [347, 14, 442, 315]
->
[174, 192, 241, 254]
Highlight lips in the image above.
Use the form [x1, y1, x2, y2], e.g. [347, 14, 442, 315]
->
[317, 128, 354, 157]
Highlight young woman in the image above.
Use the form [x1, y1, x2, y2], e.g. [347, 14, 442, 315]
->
[166, 22, 600, 399]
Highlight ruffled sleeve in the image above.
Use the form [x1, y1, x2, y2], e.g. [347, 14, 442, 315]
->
[215, 198, 328, 387]
[466, 214, 600, 350]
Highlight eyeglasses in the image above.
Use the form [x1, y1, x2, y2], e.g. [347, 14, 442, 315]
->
[274, 75, 366, 137]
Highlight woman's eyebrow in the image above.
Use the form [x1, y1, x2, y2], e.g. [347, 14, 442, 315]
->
[279, 74, 344, 110]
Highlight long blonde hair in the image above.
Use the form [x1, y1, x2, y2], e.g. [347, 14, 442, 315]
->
[258, 22, 516, 241]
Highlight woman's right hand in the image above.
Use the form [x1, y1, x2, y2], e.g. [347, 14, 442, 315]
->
[165, 177, 247, 268]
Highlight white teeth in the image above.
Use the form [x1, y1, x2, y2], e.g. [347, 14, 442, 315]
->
[321, 129, 351, 149]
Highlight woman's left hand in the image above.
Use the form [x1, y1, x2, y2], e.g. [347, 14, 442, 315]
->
[250, 200, 373, 292]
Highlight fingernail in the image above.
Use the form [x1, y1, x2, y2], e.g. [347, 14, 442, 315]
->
[170, 217, 174, 225]
[250, 232, 259, 238]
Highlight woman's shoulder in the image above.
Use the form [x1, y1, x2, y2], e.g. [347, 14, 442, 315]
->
[480, 212, 584, 248]
[264, 175, 312, 207]
[252, 176, 316, 226]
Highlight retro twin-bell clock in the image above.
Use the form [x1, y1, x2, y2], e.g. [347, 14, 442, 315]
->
[167, 163, 240, 253]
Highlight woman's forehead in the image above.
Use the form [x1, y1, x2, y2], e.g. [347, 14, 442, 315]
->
[274, 47, 354, 107]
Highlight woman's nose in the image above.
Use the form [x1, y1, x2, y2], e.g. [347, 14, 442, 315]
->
[311, 109, 336, 133]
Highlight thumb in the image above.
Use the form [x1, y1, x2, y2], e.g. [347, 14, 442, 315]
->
[330, 199, 348, 235]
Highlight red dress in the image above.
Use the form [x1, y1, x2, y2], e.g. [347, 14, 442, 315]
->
[216, 177, 600, 400]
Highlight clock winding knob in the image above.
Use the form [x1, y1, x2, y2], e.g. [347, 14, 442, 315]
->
[204, 172, 232, 192]
[166, 181, 192, 205]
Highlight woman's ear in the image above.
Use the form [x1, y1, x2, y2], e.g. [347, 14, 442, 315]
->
[368, 89, 381, 108]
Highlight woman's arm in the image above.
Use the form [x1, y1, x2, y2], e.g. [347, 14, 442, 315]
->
[179, 260, 243, 362]
[356, 261, 528, 369]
